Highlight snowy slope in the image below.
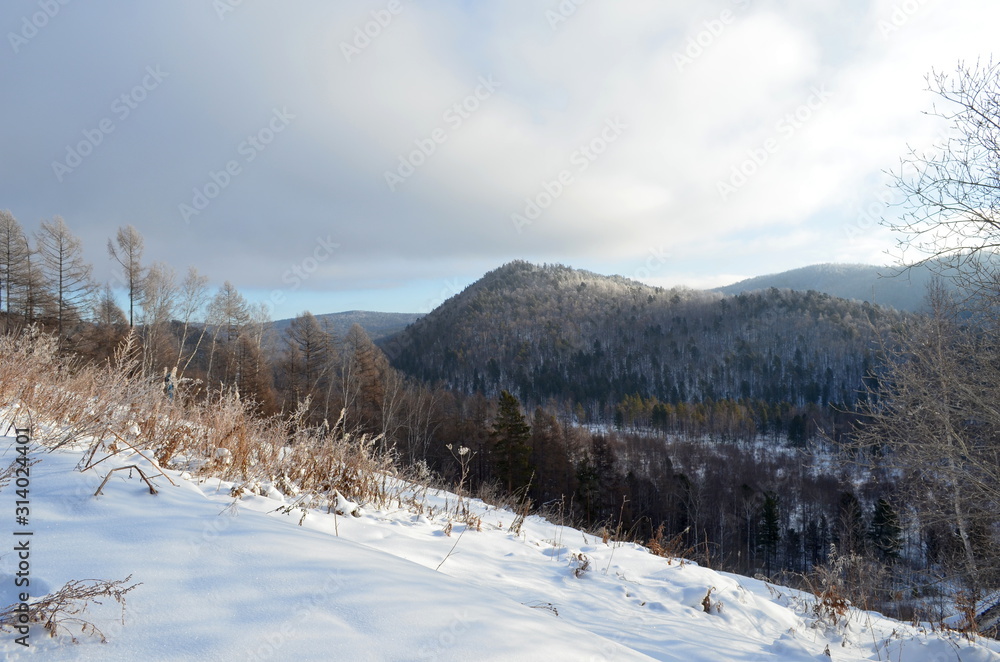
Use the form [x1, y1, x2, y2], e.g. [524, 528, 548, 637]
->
[1, 437, 998, 661]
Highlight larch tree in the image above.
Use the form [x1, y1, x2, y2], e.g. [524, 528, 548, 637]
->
[0, 210, 31, 327]
[107, 224, 145, 327]
[283, 311, 334, 415]
[87, 282, 128, 362]
[340, 323, 391, 433]
[35, 216, 94, 341]
[205, 281, 251, 390]
[20, 249, 50, 326]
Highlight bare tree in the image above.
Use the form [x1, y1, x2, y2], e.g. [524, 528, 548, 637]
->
[87, 283, 128, 362]
[857, 59, 1000, 601]
[175, 266, 210, 374]
[107, 225, 145, 327]
[283, 311, 334, 414]
[0, 210, 31, 328]
[885, 60, 1000, 302]
[205, 281, 251, 390]
[94, 283, 127, 328]
[35, 216, 94, 341]
[850, 284, 1000, 590]
[139, 261, 178, 373]
[20, 249, 50, 326]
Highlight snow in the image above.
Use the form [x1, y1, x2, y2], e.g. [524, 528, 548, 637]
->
[1, 437, 999, 661]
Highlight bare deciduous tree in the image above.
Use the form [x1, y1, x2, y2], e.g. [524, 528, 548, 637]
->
[175, 266, 210, 374]
[0, 210, 31, 328]
[851, 284, 1000, 590]
[869, 60, 1000, 596]
[107, 225, 145, 327]
[35, 216, 94, 341]
[887, 59, 1000, 305]
[205, 281, 251, 391]
[140, 261, 178, 373]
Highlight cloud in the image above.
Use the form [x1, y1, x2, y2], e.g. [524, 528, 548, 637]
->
[2, 0, 998, 315]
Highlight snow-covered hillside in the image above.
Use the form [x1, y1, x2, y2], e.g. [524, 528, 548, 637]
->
[1, 438, 998, 661]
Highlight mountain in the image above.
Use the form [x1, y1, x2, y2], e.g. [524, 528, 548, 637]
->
[714, 263, 940, 312]
[385, 261, 901, 417]
[272, 310, 423, 341]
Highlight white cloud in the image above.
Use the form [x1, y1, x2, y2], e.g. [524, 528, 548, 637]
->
[2, 0, 998, 315]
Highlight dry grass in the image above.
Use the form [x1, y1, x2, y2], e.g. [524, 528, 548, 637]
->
[0, 329, 422, 645]
[0, 576, 140, 643]
[0, 328, 409, 511]
[647, 524, 697, 565]
[799, 545, 884, 628]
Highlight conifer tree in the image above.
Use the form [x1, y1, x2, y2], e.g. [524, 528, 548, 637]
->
[759, 492, 781, 576]
[869, 498, 903, 564]
[491, 390, 532, 493]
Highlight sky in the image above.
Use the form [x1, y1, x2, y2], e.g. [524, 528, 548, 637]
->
[2, 0, 998, 319]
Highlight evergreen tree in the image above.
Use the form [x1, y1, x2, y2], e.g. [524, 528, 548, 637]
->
[529, 408, 574, 503]
[491, 390, 532, 493]
[759, 492, 781, 576]
[869, 498, 903, 563]
[835, 491, 867, 556]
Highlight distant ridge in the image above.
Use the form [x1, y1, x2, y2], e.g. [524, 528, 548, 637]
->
[714, 263, 941, 312]
[272, 310, 423, 341]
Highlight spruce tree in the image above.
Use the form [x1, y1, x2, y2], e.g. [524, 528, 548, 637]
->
[491, 390, 532, 494]
[869, 498, 903, 563]
[759, 492, 781, 576]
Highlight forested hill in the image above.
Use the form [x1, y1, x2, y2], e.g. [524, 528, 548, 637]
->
[385, 261, 903, 419]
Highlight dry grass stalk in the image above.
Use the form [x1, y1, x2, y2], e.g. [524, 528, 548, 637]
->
[0, 576, 140, 643]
